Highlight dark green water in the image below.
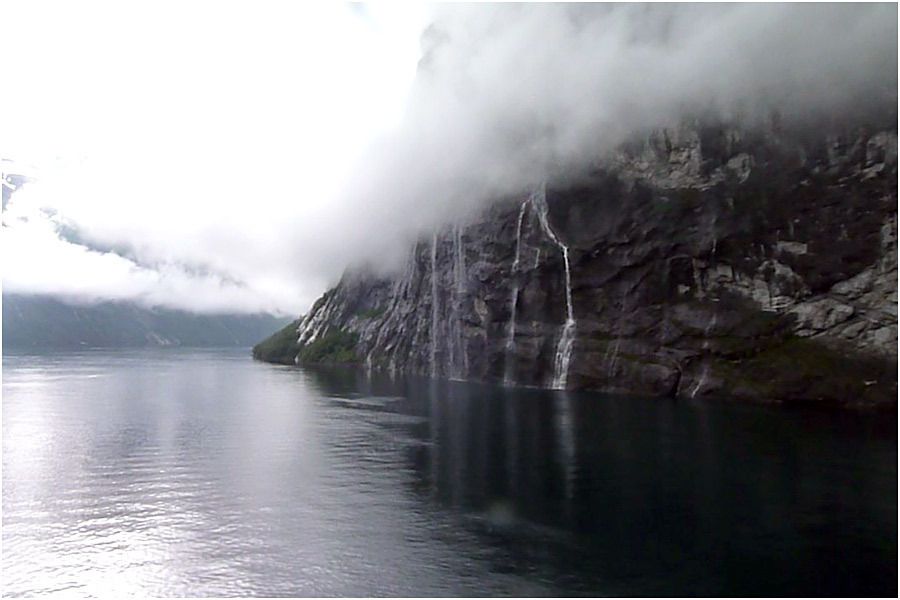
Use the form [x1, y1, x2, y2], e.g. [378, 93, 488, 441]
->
[3, 349, 896, 596]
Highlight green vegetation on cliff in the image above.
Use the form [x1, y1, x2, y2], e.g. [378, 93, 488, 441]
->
[716, 337, 898, 407]
[297, 329, 359, 364]
[253, 324, 360, 366]
[252, 319, 303, 364]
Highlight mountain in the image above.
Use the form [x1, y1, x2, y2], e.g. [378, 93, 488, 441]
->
[254, 115, 897, 408]
[3, 294, 290, 349]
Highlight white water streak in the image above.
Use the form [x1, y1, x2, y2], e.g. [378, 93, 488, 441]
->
[531, 183, 576, 389]
[503, 200, 530, 385]
[690, 313, 718, 399]
[451, 224, 467, 379]
[605, 294, 626, 386]
[430, 234, 439, 378]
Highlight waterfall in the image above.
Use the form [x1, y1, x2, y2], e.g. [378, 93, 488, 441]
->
[454, 225, 466, 291]
[607, 335, 622, 383]
[503, 200, 530, 384]
[552, 296, 577, 389]
[531, 183, 577, 390]
[605, 293, 626, 387]
[690, 313, 717, 398]
[450, 224, 467, 379]
[296, 293, 334, 346]
[691, 362, 710, 399]
[430, 234, 440, 378]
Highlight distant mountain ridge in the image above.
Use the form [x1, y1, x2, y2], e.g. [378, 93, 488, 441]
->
[2, 294, 290, 349]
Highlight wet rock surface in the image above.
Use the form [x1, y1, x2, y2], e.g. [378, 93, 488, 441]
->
[263, 117, 898, 407]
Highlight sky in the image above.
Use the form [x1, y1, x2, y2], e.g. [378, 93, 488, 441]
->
[2, 3, 896, 316]
[2, 1, 427, 314]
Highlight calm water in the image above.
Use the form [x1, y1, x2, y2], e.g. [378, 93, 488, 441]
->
[2, 349, 896, 597]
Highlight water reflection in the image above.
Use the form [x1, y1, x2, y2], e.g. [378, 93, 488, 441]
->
[3, 351, 897, 597]
[303, 365, 898, 596]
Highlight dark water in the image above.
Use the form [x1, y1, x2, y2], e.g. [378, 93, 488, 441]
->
[3, 349, 896, 597]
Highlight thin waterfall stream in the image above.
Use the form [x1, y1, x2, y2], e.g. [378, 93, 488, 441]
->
[451, 224, 467, 379]
[531, 183, 576, 390]
[430, 234, 439, 378]
[504, 200, 530, 384]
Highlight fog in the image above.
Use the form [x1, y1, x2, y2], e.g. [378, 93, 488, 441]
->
[333, 3, 897, 275]
[2, 3, 896, 315]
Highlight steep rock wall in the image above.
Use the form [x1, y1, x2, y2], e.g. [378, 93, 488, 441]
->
[269, 118, 898, 407]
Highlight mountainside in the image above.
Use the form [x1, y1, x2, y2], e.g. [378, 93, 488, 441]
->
[3, 294, 290, 349]
[256, 116, 898, 407]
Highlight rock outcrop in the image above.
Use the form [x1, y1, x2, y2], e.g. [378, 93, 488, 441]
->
[258, 116, 898, 407]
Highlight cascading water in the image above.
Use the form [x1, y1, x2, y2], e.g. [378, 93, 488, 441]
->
[450, 224, 467, 379]
[531, 183, 577, 390]
[690, 313, 717, 398]
[688, 220, 720, 396]
[430, 234, 440, 378]
[605, 293, 626, 386]
[503, 200, 530, 385]
[296, 294, 333, 347]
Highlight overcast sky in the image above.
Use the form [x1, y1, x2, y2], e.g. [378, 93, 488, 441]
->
[2, 1, 427, 314]
[2, 3, 896, 315]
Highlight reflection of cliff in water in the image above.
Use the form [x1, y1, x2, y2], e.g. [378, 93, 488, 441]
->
[301, 366, 578, 530]
[301, 365, 896, 596]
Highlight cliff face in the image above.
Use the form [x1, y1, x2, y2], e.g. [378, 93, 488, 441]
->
[263, 117, 898, 407]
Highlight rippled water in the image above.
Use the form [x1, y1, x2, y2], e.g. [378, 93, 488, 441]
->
[3, 349, 896, 596]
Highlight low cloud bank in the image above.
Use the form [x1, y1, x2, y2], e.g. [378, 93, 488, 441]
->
[331, 3, 897, 275]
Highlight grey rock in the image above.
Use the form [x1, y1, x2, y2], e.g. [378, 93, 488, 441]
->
[268, 116, 898, 407]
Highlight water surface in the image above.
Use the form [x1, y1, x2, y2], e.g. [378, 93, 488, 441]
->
[3, 349, 896, 596]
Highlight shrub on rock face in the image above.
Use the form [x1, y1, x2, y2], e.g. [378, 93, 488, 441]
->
[297, 329, 360, 365]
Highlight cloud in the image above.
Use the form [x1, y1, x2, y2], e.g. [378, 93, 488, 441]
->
[1, 4, 896, 315]
[331, 3, 897, 269]
[1, 1, 427, 314]
[2, 180, 288, 314]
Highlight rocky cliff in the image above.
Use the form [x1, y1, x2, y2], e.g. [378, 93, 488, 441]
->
[256, 116, 898, 407]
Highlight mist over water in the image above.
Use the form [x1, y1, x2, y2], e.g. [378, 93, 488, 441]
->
[4, 350, 896, 596]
